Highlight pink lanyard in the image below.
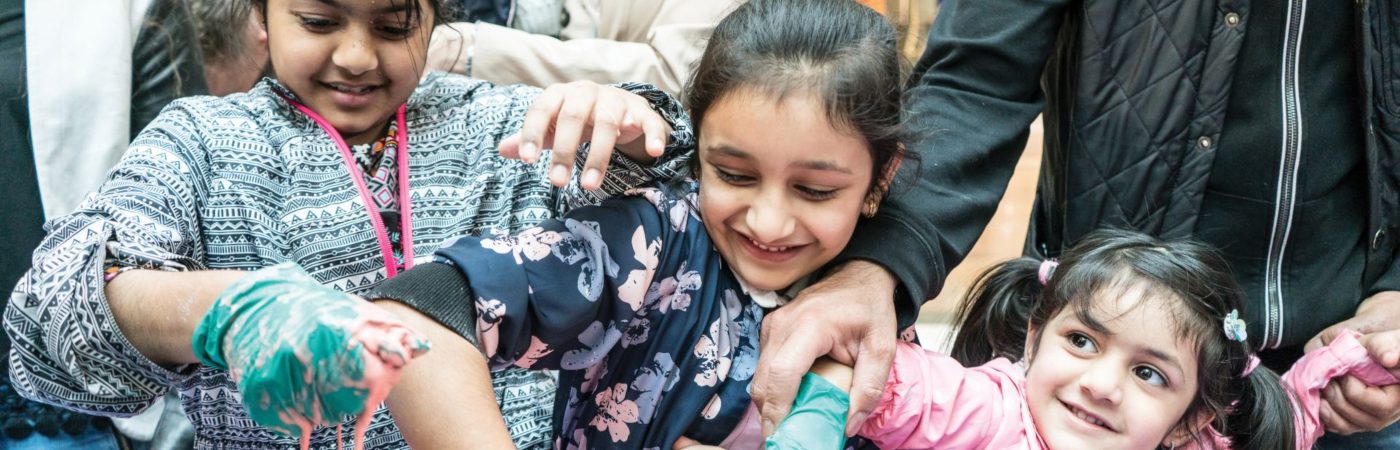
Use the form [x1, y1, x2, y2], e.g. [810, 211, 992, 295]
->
[285, 97, 416, 277]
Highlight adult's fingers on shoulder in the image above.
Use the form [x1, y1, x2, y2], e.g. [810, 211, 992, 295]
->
[754, 333, 825, 436]
[845, 345, 893, 436]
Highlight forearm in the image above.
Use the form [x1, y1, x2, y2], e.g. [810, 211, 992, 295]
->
[374, 300, 514, 449]
[105, 269, 246, 367]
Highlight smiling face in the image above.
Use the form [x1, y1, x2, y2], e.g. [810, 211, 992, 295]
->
[263, 0, 433, 145]
[697, 88, 874, 292]
[1024, 283, 1203, 450]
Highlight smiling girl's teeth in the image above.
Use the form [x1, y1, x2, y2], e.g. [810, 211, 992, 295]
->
[1072, 407, 1106, 428]
[331, 83, 372, 93]
[748, 238, 788, 252]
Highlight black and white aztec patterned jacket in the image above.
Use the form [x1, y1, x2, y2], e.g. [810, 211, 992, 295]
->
[4, 73, 694, 449]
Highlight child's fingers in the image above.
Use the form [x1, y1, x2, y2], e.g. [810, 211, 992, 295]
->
[498, 134, 523, 160]
[580, 93, 626, 191]
[518, 86, 567, 164]
[548, 83, 599, 187]
[628, 95, 669, 157]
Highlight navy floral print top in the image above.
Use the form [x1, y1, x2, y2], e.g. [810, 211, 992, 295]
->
[434, 179, 765, 449]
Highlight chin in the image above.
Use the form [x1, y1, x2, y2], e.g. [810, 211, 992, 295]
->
[734, 267, 801, 292]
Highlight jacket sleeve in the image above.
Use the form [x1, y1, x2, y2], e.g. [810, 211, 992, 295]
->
[857, 342, 1027, 449]
[1281, 329, 1400, 449]
[3, 103, 210, 416]
[831, 0, 1071, 328]
[467, 1, 734, 96]
[374, 196, 672, 372]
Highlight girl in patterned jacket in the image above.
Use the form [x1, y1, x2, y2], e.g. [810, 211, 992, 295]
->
[347, 0, 909, 448]
[798, 230, 1400, 450]
[2, 0, 694, 448]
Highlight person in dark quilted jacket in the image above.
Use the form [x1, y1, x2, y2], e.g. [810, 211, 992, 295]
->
[878, 0, 1400, 448]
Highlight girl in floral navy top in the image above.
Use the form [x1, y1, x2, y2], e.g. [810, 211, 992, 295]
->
[344, 0, 907, 448]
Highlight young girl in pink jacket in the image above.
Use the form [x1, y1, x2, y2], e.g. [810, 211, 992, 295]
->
[785, 230, 1399, 449]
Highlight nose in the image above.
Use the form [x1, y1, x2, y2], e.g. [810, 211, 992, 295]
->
[332, 31, 378, 75]
[1078, 360, 1123, 405]
[744, 188, 796, 244]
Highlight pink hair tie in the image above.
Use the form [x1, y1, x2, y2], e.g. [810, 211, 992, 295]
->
[1038, 259, 1059, 285]
[1242, 355, 1261, 378]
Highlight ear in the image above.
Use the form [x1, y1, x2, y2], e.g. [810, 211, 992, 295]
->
[251, 6, 268, 44]
[861, 150, 904, 218]
[1162, 410, 1216, 448]
[1022, 319, 1038, 363]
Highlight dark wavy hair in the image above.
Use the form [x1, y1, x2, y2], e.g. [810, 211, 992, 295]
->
[952, 229, 1295, 450]
[683, 0, 913, 194]
[249, 0, 449, 73]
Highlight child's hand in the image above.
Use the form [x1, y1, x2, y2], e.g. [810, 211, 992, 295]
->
[191, 263, 431, 438]
[499, 81, 671, 190]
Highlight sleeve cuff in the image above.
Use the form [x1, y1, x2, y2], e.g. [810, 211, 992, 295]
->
[832, 213, 943, 330]
[363, 262, 479, 344]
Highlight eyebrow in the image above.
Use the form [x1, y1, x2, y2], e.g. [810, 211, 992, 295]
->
[708, 144, 854, 174]
[312, 0, 412, 13]
[1073, 313, 1186, 378]
[1076, 310, 1114, 336]
[1144, 348, 1184, 373]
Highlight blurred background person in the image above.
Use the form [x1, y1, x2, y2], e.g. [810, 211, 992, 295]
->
[5, 0, 209, 448]
[426, 0, 740, 96]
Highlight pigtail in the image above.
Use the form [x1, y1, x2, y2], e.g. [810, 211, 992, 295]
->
[1217, 365, 1296, 450]
[949, 257, 1044, 366]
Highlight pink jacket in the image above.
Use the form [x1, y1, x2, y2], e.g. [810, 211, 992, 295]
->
[858, 330, 1397, 450]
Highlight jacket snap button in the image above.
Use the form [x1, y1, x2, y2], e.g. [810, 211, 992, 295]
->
[1197, 136, 1213, 149]
[1374, 229, 1387, 250]
[1225, 12, 1240, 27]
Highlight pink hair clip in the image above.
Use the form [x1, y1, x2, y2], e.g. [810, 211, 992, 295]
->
[1038, 259, 1059, 286]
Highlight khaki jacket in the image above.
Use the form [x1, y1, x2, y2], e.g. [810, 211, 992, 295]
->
[471, 0, 742, 96]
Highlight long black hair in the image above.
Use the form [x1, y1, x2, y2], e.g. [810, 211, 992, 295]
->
[683, 0, 913, 194]
[952, 229, 1295, 450]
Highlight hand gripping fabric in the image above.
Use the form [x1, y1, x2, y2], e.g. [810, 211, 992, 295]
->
[192, 263, 430, 449]
[765, 373, 850, 449]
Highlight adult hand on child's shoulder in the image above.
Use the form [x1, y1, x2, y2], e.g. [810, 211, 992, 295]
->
[499, 81, 671, 191]
[1310, 291, 1400, 434]
[752, 260, 897, 438]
